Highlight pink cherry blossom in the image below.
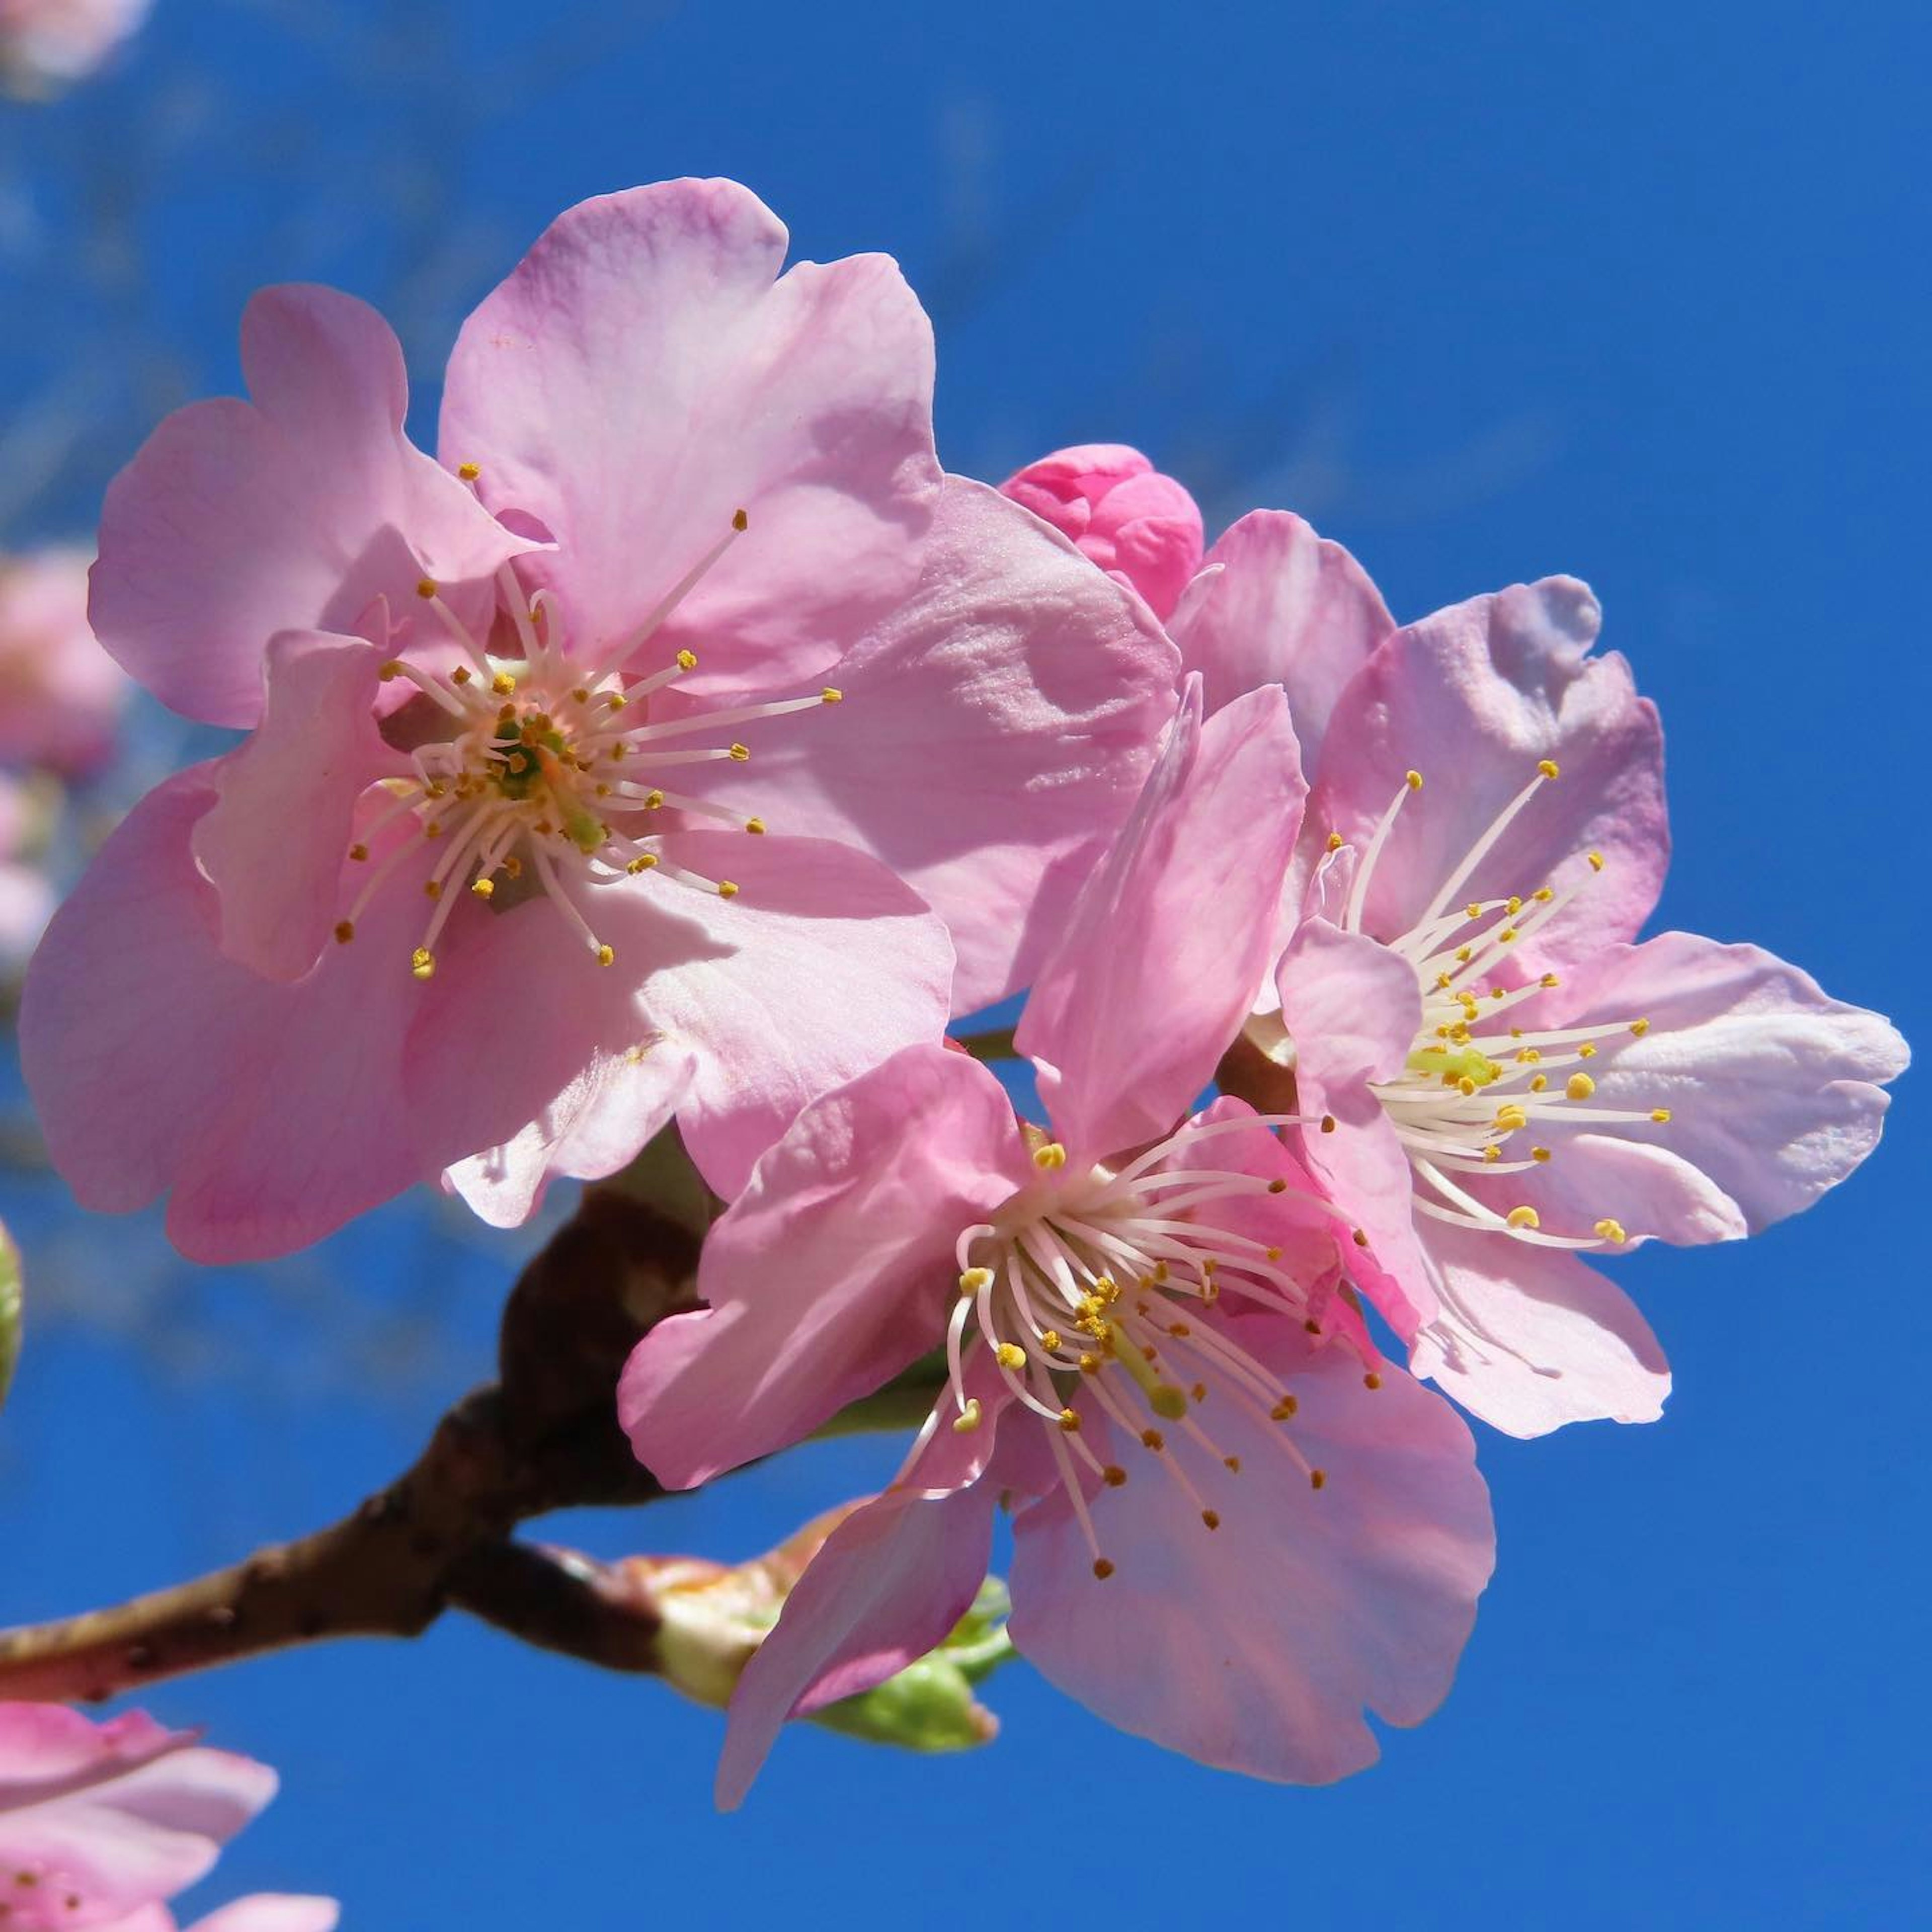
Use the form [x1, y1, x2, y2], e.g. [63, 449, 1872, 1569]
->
[1171, 515, 1909, 1434]
[0, 774, 55, 968]
[0, 1703, 332, 1932]
[622, 680, 1494, 1801]
[1001, 444, 1203, 619]
[0, 0, 148, 95]
[25, 180, 1177, 1259]
[0, 550, 128, 780]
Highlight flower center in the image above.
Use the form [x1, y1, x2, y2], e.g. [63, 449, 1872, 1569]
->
[1335, 760, 1666, 1251]
[331, 510, 841, 980]
[944, 1114, 1372, 1579]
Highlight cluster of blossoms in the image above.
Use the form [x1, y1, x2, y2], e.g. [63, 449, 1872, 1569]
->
[13, 179, 1905, 1808]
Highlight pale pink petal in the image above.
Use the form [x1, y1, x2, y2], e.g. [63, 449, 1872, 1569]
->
[622, 1042, 1025, 1489]
[1018, 680, 1303, 1155]
[661, 477, 1180, 1011]
[0, 548, 128, 778]
[1000, 443, 1204, 618]
[1305, 579, 1665, 963]
[92, 286, 523, 728]
[1533, 931, 1908, 1236]
[625, 832, 955, 1198]
[1009, 1321, 1492, 1783]
[1170, 509, 1393, 771]
[189, 632, 401, 981]
[440, 179, 941, 696]
[0, 1706, 275, 1930]
[1272, 919, 1438, 1334]
[715, 1372, 1011, 1810]
[1410, 1222, 1670, 1436]
[180, 1899, 339, 1932]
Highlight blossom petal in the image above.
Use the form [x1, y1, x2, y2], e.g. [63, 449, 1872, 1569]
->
[1018, 680, 1303, 1155]
[664, 477, 1180, 1010]
[1410, 1222, 1671, 1436]
[440, 179, 941, 695]
[624, 833, 955, 1198]
[92, 285, 522, 728]
[1306, 579, 1665, 962]
[621, 1042, 1024, 1489]
[181, 1901, 341, 1932]
[1009, 1322, 1493, 1783]
[1170, 509, 1392, 771]
[0, 1706, 275, 1929]
[190, 632, 400, 981]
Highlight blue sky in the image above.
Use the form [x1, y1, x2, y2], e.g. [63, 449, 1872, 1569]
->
[3, 3, 1927, 1925]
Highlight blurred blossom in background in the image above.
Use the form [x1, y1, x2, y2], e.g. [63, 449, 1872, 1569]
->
[0, 3, 1927, 1928]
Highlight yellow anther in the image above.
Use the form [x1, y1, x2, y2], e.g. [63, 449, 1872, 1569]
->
[1507, 897, 1523, 915]
[595, 944, 615, 967]
[570, 686, 590, 704]
[469, 878, 495, 900]
[1534, 887, 1554, 901]
[1541, 972, 1561, 988]
[1405, 769, 1423, 790]
[1092, 1557, 1115, 1580]
[1032, 1141, 1067, 1170]
[1506, 1204, 1541, 1229]
[1531, 1074, 1549, 1092]
[1364, 1372, 1383, 1390]
[822, 686, 844, 704]
[1631, 1018, 1651, 1036]
[728, 743, 751, 762]
[951, 1399, 983, 1435]
[491, 671, 516, 696]
[1532, 1146, 1551, 1163]
[1078, 1353, 1100, 1375]
[504, 855, 522, 878]
[1057, 1408, 1081, 1433]
[1201, 1509, 1221, 1531]
[1309, 1469, 1327, 1491]
[732, 507, 749, 532]
[378, 659, 403, 681]
[605, 693, 627, 713]
[333, 919, 354, 944]
[712, 877, 742, 900]
[1436, 971, 1454, 991]
[348, 842, 369, 862]
[1566, 1073, 1596, 1100]
[1101, 1465, 1126, 1487]
[423, 879, 442, 901]
[1224, 1455, 1242, 1472]
[676, 649, 698, 671]
[1587, 850, 1604, 872]
[1456, 945, 1473, 962]
[1265, 1245, 1282, 1262]
[642, 789, 665, 809]
[451, 665, 472, 685]
[626, 855, 659, 874]
[1466, 902, 1483, 919]
[1351, 1229, 1369, 1248]
[1538, 758, 1560, 779]
[745, 817, 767, 835]
[1651, 1107, 1672, 1123]
[1578, 1042, 1597, 1059]
[1266, 1177, 1289, 1194]
[1495, 1104, 1529, 1131]
[410, 947, 436, 981]
[958, 1268, 993, 1297]
[457, 462, 480, 481]
[1482, 1146, 1501, 1163]
[1457, 1076, 1478, 1098]
[994, 1342, 1027, 1372]
[1321, 1113, 1337, 1133]
[1040, 1328, 1062, 1351]
[1326, 830, 1343, 851]
[1140, 1428, 1165, 1451]
[415, 577, 437, 600]
[1516, 1047, 1542, 1063]
[1594, 1218, 1629, 1244]
[1271, 1395, 1299, 1421]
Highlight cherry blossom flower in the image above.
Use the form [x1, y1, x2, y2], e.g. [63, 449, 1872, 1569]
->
[23, 180, 1176, 1259]
[1000, 444, 1203, 619]
[0, 1703, 334, 1932]
[0, 550, 127, 781]
[622, 679, 1494, 1802]
[1174, 513, 1909, 1434]
[0, 0, 149, 97]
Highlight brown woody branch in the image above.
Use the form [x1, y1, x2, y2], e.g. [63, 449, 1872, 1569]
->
[0, 1183, 705, 1704]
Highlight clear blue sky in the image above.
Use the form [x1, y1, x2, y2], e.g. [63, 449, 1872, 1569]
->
[3, 3, 1927, 1925]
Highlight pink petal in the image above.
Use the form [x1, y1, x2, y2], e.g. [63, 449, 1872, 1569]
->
[1000, 443, 1204, 619]
[190, 632, 400, 981]
[715, 1379, 1009, 1811]
[661, 477, 1180, 1011]
[440, 179, 941, 697]
[1410, 1222, 1671, 1436]
[1305, 579, 1665, 963]
[1018, 680, 1304, 1156]
[1534, 930, 1908, 1236]
[0, 1706, 275, 1930]
[1009, 1321, 1493, 1782]
[180, 1900, 339, 1932]
[0, 547, 128, 779]
[628, 832, 955, 1198]
[92, 285, 522, 728]
[621, 1042, 1025, 1489]
[1170, 509, 1393, 771]
[1273, 919, 1438, 1334]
